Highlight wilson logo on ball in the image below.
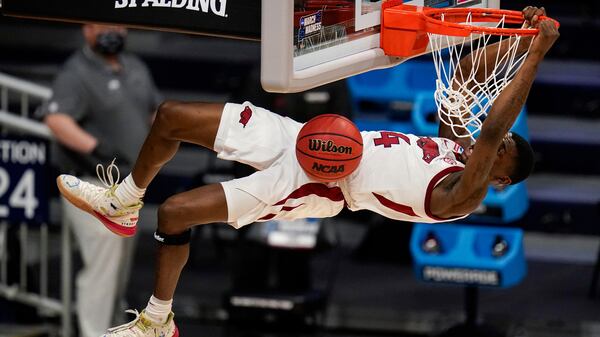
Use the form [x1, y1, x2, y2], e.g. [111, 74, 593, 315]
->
[296, 114, 363, 182]
[312, 162, 345, 174]
[308, 139, 353, 154]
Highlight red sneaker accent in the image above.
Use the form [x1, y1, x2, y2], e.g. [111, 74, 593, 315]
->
[172, 326, 179, 337]
[93, 211, 137, 237]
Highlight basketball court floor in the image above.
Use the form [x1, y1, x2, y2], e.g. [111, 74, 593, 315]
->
[125, 219, 600, 337]
[3, 218, 598, 337]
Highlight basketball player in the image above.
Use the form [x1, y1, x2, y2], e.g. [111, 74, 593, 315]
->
[56, 6, 557, 336]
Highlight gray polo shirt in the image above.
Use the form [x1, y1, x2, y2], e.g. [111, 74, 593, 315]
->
[40, 47, 162, 175]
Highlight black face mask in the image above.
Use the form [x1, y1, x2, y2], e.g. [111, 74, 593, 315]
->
[94, 32, 125, 56]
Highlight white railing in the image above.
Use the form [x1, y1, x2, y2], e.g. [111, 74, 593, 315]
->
[0, 72, 52, 116]
[0, 110, 53, 139]
[0, 72, 73, 337]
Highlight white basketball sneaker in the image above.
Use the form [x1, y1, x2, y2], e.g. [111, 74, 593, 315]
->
[101, 310, 179, 337]
[56, 161, 142, 237]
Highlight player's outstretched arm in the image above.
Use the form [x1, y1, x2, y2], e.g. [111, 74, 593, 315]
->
[433, 20, 558, 217]
[438, 6, 546, 143]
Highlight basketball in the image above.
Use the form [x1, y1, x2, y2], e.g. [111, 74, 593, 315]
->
[296, 114, 363, 182]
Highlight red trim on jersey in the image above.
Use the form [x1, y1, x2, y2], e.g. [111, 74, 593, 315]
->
[424, 166, 465, 221]
[258, 204, 305, 221]
[372, 193, 418, 217]
[258, 213, 277, 221]
[281, 204, 304, 212]
[259, 184, 344, 221]
[273, 183, 344, 206]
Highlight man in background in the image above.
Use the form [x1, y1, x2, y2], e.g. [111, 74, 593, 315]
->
[40, 24, 162, 337]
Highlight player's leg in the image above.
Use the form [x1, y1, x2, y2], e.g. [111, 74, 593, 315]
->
[102, 180, 266, 336]
[56, 101, 226, 237]
[129, 100, 224, 189]
[152, 184, 227, 301]
[99, 183, 227, 337]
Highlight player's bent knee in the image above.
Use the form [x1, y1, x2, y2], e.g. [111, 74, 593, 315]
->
[156, 197, 187, 233]
[155, 100, 184, 136]
[155, 201, 192, 246]
[157, 184, 227, 236]
[155, 100, 218, 141]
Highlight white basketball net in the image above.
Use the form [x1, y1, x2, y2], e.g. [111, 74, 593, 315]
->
[429, 14, 534, 140]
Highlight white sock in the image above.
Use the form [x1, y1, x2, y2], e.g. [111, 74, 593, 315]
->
[115, 174, 146, 206]
[144, 295, 172, 324]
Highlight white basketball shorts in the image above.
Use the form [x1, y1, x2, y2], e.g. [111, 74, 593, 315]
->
[214, 102, 346, 228]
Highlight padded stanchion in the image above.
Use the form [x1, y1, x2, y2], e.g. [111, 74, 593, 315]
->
[411, 223, 527, 336]
[411, 223, 526, 288]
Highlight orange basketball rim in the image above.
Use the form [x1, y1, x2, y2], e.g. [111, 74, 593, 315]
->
[381, 2, 560, 57]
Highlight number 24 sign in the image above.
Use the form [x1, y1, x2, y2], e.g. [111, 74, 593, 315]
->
[0, 137, 49, 224]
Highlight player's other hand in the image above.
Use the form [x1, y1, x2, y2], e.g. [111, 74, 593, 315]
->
[522, 6, 546, 27]
[531, 20, 560, 57]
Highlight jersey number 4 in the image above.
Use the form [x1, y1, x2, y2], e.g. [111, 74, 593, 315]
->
[373, 132, 440, 163]
[373, 131, 410, 147]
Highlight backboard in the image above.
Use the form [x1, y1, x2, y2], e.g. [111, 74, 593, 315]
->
[261, 0, 499, 93]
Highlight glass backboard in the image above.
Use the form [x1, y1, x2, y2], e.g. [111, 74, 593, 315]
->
[261, 0, 499, 93]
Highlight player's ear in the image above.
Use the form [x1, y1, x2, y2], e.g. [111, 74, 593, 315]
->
[495, 176, 511, 187]
[497, 145, 506, 156]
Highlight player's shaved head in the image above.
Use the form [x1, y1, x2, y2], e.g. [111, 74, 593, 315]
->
[508, 132, 535, 185]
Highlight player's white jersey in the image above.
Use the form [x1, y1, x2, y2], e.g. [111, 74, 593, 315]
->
[340, 131, 468, 223]
[217, 102, 470, 228]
